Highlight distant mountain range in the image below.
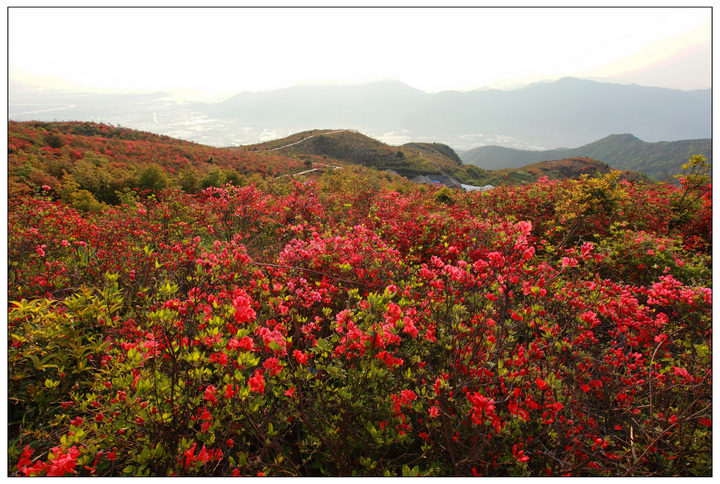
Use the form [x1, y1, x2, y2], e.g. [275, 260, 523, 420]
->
[197, 77, 710, 150]
[390, 77, 710, 150]
[458, 134, 711, 181]
[10, 77, 710, 152]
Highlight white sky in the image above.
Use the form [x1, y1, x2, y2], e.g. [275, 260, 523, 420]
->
[7, 5, 712, 95]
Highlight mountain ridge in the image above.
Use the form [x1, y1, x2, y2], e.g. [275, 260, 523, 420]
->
[10, 77, 710, 151]
[202, 76, 710, 149]
[459, 133, 711, 181]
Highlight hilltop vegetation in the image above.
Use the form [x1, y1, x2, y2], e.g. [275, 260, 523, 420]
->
[460, 134, 712, 182]
[237, 129, 649, 188]
[7, 120, 712, 477]
[240, 129, 464, 179]
[487, 157, 654, 186]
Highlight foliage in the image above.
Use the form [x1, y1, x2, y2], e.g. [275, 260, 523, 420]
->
[137, 164, 168, 192]
[7, 130, 712, 477]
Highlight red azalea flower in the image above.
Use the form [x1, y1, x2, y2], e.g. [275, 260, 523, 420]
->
[400, 389, 417, 404]
[263, 357, 284, 375]
[249, 370, 265, 394]
[536, 377, 549, 391]
[16, 445, 33, 473]
[513, 444, 530, 463]
[182, 443, 197, 469]
[467, 392, 496, 425]
[232, 291, 256, 324]
[45, 446, 81, 476]
[196, 445, 211, 464]
[204, 385, 218, 405]
[293, 349, 309, 365]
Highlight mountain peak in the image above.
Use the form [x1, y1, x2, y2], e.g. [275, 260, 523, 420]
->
[601, 133, 643, 143]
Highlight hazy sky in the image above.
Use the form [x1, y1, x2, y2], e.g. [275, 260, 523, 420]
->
[8, 6, 712, 95]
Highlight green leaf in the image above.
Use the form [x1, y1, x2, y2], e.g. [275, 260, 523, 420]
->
[401, 465, 420, 477]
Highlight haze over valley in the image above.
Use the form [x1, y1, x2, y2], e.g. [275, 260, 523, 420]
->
[9, 76, 711, 154]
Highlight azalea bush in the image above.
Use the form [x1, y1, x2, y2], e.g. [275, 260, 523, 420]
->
[8, 165, 711, 476]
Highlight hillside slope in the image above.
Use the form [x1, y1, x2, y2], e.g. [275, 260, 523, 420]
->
[460, 134, 711, 181]
[240, 129, 464, 178]
[470, 156, 653, 187]
[7, 121, 306, 201]
[8, 121, 657, 208]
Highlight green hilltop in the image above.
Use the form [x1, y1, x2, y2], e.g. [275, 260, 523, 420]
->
[459, 134, 711, 182]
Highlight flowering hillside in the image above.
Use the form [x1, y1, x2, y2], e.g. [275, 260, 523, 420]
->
[8, 121, 307, 203]
[7, 123, 712, 476]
